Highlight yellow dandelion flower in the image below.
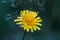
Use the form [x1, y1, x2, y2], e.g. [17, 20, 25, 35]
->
[14, 10, 42, 32]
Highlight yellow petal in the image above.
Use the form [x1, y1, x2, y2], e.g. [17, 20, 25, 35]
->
[31, 12, 38, 18]
[35, 26, 41, 30]
[26, 10, 29, 13]
[26, 27, 29, 32]
[28, 26, 33, 32]
[24, 23, 28, 30]
[21, 25, 24, 28]
[36, 17, 41, 19]
[14, 19, 19, 22]
[24, 27, 27, 30]
[17, 17, 22, 18]
[14, 18, 23, 22]
[16, 22, 23, 24]
[36, 23, 42, 26]
[20, 11, 25, 16]
[31, 28, 33, 32]
[36, 20, 42, 22]
[32, 26, 37, 31]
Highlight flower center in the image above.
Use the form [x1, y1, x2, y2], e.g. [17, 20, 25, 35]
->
[24, 15, 34, 25]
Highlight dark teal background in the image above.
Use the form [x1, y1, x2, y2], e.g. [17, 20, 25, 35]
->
[0, 0, 60, 40]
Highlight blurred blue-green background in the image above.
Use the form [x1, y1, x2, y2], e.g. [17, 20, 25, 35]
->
[0, 0, 60, 40]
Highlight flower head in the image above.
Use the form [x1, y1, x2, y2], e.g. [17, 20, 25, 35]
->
[14, 10, 42, 32]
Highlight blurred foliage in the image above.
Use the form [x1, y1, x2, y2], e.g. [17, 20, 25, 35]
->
[0, 0, 60, 40]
